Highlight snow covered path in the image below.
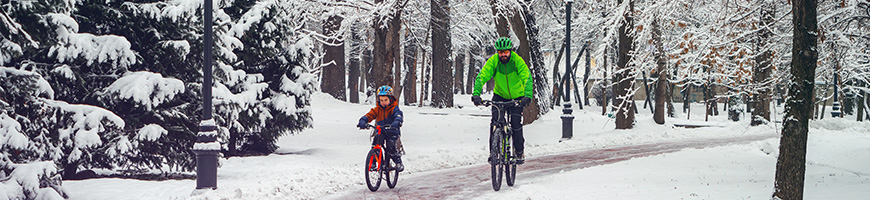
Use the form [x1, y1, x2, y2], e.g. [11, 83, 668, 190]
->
[329, 134, 776, 199]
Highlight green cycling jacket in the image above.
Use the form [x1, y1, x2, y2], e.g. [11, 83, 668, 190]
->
[473, 51, 533, 100]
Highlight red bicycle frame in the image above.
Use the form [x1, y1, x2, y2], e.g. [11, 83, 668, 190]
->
[368, 125, 384, 172]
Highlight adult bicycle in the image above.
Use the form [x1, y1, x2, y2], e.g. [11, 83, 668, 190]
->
[479, 100, 519, 191]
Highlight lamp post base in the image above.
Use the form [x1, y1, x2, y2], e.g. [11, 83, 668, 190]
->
[561, 103, 574, 140]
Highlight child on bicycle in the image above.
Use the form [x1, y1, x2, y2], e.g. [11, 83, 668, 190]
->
[357, 85, 404, 172]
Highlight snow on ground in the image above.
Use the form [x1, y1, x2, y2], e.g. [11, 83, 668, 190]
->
[63, 93, 869, 199]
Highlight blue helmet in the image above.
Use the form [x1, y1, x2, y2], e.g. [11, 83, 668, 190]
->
[376, 85, 394, 97]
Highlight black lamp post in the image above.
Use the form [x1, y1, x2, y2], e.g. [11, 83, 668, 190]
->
[561, 0, 575, 141]
[194, 0, 219, 190]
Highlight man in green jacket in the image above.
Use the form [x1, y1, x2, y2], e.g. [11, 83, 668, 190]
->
[471, 37, 533, 164]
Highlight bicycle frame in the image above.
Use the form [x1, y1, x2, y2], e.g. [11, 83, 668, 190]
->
[363, 124, 399, 191]
[487, 101, 516, 164]
[481, 100, 520, 191]
[368, 125, 384, 172]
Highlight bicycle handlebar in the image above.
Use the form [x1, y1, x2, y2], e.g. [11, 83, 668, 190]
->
[479, 100, 519, 107]
[359, 124, 395, 130]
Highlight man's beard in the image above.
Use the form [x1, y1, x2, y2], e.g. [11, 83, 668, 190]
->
[499, 56, 509, 64]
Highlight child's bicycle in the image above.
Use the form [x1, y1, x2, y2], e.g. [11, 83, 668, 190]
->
[360, 124, 400, 191]
[480, 100, 519, 191]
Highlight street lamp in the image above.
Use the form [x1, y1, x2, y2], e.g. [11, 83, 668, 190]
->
[561, 0, 574, 141]
[194, 0, 219, 190]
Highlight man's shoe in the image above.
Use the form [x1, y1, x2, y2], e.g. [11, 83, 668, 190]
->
[515, 152, 525, 165]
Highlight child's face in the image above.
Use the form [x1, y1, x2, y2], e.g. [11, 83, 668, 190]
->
[378, 96, 390, 107]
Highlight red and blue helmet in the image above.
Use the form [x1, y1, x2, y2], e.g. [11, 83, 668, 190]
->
[376, 85, 394, 98]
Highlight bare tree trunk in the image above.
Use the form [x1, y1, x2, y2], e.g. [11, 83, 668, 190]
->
[705, 82, 710, 121]
[711, 86, 719, 116]
[489, 0, 510, 37]
[349, 22, 362, 103]
[614, 0, 635, 129]
[359, 47, 375, 93]
[813, 95, 819, 119]
[652, 18, 667, 124]
[816, 80, 829, 119]
[372, 11, 390, 89]
[421, 50, 430, 107]
[667, 80, 675, 117]
[685, 85, 692, 119]
[602, 48, 609, 116]
[321, 14, 346, 101]
[404, 40, 418, 105]
[684, 86, 691, 113]
[391, 17, 403, 101]
[611, 41, 618, 112]
[363, 47, 373, 95]
[349, 47, 360, 103]
[866, 91, 870, 121]
[773, 0, 817, 198]
[752, 0, 775, 126]
[485, 47, 495, 93]
[454, 52, 466, 94]
[487, 0, 508, 96]
[372, 0, 403, 91]
[511, 0, 549, 124]
[858, 83, 865, 121]
[466, 50, 477, 94]
[583, 42, 591, 106]
[431, 0, 453, 108]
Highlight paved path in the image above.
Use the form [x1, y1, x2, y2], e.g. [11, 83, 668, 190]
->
[329, 134, 777, 199]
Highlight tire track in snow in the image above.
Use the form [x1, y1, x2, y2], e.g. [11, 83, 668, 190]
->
[329, 134, 777, 199]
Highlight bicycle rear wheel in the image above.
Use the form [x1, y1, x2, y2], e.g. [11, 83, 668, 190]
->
[505, 135, 517, 186]
[490, 127, 504, 191]
[365, 149, 382, 191]
[385, 155, 398, 188]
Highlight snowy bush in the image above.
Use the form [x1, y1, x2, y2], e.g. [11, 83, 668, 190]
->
[209, 0, 316, 156]
[99, 71, 196, 172]
[1, 110, 67, 199]
[2, 0, 318, 181]
[0, 161, 68, 200]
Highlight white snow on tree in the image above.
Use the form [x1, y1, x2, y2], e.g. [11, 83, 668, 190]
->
[200, 0, 316, 156]
[44, 13, 137, 69]
[1, 105, 66, 199]
[104, 71, 185, 111]
[0, 161, 68, 200]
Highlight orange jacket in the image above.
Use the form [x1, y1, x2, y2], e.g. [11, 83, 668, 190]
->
[361, 98, 403, 127]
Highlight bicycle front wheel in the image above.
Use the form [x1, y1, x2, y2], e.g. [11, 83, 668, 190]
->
[365, 149, 383, 191]
[505, 135, 517, 186]
[490, 127, 504, 191]
[385, 155, 398, 189]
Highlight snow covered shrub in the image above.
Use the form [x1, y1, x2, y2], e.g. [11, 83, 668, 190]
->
[0, 161, 68, 200]
[98, 71, 196, 172]
[0, 72, 67, 199]
[1, 0, 317, 187]
[210, 0, 316, 156]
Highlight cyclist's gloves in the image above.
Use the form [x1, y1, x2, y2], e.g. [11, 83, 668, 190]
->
[472, 96, 482, 106]
[520, 96, 532, 107]
[391, 120, 402, 128]
[357, 117, 368, 129]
